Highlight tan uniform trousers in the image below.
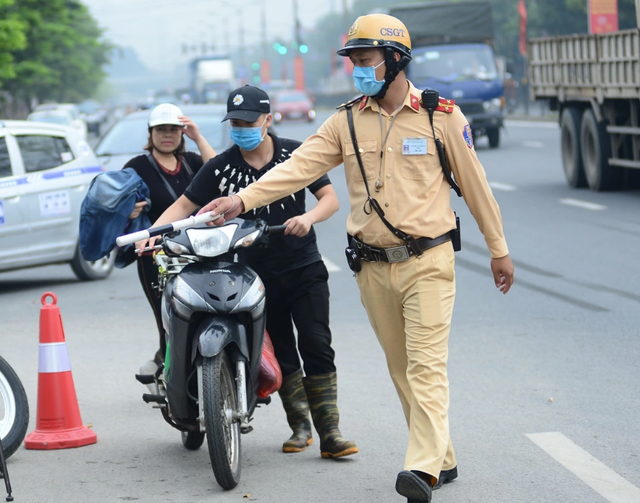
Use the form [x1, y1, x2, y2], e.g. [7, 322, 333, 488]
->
[356, 242, 457, 480]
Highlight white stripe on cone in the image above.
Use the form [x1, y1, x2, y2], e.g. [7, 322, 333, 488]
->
[38, 342, 71, 373]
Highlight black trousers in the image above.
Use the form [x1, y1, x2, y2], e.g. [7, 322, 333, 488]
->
[136, 255, 165, 362]
[263, 260, 336, 379]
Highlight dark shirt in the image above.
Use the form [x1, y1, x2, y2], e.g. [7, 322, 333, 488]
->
[123, 152, 203, 223]
[184, 134, 331, 279]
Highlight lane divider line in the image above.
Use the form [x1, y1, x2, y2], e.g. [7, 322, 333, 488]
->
[560, 198, 607, 211]
[322, 255, 341, 272]
[527, 432, 640, 503]
[489, 182, 517, 192]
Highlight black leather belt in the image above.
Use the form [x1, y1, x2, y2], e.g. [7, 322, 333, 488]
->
[349, 233, 451, 263]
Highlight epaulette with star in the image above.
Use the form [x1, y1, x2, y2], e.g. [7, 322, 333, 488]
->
[435, 97, 455, 113]
[336, 94, 366, 110]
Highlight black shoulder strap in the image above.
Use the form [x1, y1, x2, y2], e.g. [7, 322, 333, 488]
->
[336, 94, 366, 110]
[146, 153, 179, 201]
[181, 154, 194, 178]
[345, 105, 423, 257]
[420, 89, 462, 197]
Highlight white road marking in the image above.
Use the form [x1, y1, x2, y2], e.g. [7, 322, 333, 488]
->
[527, 432, 640, 503]
[489, 182, 517, 192]
[505, 120, 558, 129]
[523, 140, 545, 148]
[322, 255, 341, 272]
[560, 198, 607, 211]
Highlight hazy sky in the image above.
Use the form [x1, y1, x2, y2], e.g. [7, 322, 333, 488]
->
[83, 0, 350, 71]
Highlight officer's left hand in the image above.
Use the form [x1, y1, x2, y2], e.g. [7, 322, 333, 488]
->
[283, 214, 313, 237]
[491, 255, 514, 294]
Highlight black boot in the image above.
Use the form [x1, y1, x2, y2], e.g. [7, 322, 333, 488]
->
[303, 372, 358, 458]
[278, 369, 313, 453]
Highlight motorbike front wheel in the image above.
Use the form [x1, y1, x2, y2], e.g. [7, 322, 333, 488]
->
[0, 355, 29, 459]
[202, 352, 241, 490]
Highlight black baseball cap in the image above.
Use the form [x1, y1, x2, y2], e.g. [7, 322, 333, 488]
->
[223, 85, 271, 122]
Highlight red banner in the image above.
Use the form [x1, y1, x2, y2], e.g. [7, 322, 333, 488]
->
[260, 60, 271, 85]
[518, 0, 527, 56]
[589, 0, 619, 34]
[341, 34, 353, 76]
[294, 57, 305, 90]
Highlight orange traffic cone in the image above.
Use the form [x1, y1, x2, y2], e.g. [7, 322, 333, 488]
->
[25, 292, 97, 450]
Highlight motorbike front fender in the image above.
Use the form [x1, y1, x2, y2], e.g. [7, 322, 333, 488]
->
[197, 317, 249, 360]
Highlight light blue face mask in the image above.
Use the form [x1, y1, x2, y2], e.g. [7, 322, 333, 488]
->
[230, 116, 268, 151]
[353, 61, 385, 96]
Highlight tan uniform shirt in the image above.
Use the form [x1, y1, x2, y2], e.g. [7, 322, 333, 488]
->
[237, 81, 509, 258]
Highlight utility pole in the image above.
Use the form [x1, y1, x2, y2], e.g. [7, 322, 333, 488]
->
[261, 0, 270, 84]
[292, 0, 304, 90]
[342, 0, 349, 34]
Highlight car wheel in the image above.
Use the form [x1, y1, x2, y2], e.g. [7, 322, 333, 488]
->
[70, 244, 115, 281]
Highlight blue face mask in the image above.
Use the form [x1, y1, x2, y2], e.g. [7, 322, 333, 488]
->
[353, 61, 385, 96]
[230, 116, 268, 151]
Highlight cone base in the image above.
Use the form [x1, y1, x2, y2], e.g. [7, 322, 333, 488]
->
[25, 425, 97, 450]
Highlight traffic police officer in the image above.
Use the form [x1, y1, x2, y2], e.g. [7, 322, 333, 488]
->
[198, 13, 515, 503]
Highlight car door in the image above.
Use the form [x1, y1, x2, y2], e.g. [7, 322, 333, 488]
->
[13, 129, 101, 261]
[0, 132, 31, 271]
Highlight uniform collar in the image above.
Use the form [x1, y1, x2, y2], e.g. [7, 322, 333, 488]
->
[358, 80, 422, 114]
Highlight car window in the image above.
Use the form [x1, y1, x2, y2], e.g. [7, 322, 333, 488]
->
[16, 135, 75, 173]
[0, 137, 12, 178]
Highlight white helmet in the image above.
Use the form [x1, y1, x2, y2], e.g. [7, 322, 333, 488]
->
[148, 103, 184, 128]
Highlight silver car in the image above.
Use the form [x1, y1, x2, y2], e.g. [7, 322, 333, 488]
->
[0, 120, 115, 280]
[94, 104, 231, 171]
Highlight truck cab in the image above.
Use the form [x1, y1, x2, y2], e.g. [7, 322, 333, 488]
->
[388, 1, 505, 148]
[408, 42, 504, 148]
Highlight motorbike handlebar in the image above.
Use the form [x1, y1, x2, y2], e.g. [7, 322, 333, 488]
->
[267, 225, 288, 235]
[116, 212, 224, 247]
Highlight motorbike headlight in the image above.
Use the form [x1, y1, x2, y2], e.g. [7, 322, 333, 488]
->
[234, 277, 265, 312]
[186, 225, 237, 257]
[483, 98, 503, 114]
[308, 109, 316, 119]
[234, 230, 260, 249]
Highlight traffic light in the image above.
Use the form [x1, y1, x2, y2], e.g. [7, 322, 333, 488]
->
[273, 42, 288, 55]
[251, 62, 260, 71]
[299, 44, 308, 54]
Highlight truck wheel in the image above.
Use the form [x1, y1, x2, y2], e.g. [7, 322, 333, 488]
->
[487, 127, 500, 148]
[560, 108, 587, 188]
[580, 109, 619, 191]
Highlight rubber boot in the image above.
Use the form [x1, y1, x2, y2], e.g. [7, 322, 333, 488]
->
[303, 372, 358, 458]
[279, 369, 313, 453]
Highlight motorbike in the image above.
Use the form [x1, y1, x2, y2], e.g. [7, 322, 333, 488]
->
[116, 213, 285, 490]
[0, 354, 29, 501]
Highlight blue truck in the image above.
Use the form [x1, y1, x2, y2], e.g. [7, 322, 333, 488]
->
[388, 1, 505, 148]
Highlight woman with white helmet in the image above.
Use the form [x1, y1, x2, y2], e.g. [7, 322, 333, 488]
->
[125, 103, 217, 366]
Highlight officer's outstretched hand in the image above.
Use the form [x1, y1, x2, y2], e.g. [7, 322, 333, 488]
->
[491, 255, 514, 294]
[197, 195, 244, 226]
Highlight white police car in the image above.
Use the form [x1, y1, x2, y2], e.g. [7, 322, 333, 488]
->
[0, 120, 115, 280]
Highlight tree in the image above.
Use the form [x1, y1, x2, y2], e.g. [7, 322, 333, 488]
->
[3, 0, 111, 107]
[0, 0, 26, 83]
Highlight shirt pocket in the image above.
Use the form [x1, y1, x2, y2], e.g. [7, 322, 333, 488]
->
[344, 139, 378, 182]
[400, 137, 438, 181]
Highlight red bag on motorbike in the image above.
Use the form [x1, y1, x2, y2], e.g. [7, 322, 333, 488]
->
[257, 331, 282, 399]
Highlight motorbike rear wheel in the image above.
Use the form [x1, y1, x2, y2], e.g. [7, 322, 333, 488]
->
[181, 431, 205, 450]
[202, 352, 241, 490]
[0, 355, 29, 459]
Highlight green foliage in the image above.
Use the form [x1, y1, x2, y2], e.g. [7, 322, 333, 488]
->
[0, 0, 27, 82]
[1, 0, 111, 105]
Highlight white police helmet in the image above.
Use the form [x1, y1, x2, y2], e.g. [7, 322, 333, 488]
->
[148, 103, 184, 128]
